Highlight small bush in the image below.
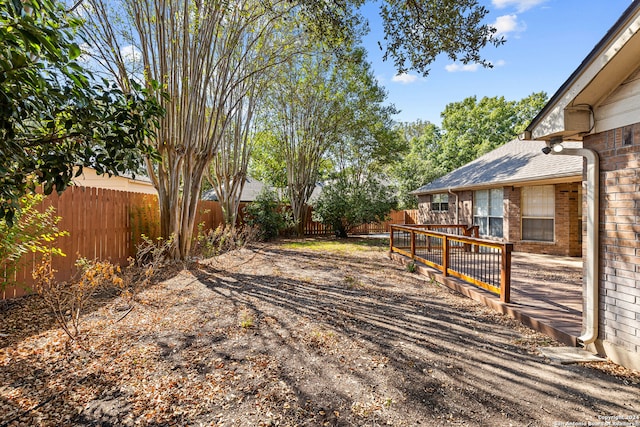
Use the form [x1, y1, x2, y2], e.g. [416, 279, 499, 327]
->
[0, 193, 67, 291]
[243, 188, 293, 241]
[33, 254, 125, 340]
[32, 235, 172, 341]
[406, 261, 417, 273]
[196, 224, 257, 258]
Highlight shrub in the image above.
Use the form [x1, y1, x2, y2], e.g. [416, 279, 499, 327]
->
[406, 260, 417, 273]
[0, 193, 67, 291]
[32, 235, 173, 341]
[312, 178, 397, 238]
[243, 188, 293, 241]
[33, 254, 124, 340]
[196, 224, 257, 258]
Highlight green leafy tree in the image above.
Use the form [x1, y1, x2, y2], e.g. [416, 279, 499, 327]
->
[313, 178, 396, 238]
[248, 131, 289, 191]
[261, 46, 352, 236]
[298, 0, 504, 76]
[389, 120, 442, 209]
[433, 92, 548, 172]
[0, 0, 162, 224]
[328, 49, 403, 182]
[259, 46, 398, 236]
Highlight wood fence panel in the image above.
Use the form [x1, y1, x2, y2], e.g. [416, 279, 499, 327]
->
[3, 185, 420, 301]
[56, 187, 75, 283]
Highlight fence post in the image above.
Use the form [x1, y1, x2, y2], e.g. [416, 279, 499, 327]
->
[500, 243, 513, 303]
[442, 235, 449, 277]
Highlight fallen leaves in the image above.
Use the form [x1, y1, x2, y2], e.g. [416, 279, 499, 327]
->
[1, 240, 639, 426]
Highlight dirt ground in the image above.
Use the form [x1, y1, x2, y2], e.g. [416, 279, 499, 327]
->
[1, 238, 639, 427]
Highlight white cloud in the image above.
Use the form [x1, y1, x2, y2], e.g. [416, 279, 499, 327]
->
[445, 59, 505, 73]
[491, 0, 547, 13]
[391, 73, 419, 84]
[444, 63, 482, 73]
[121, 45, 142, 63]
[491, 14, 526, 38]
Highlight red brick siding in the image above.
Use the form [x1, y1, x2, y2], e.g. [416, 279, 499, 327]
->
[417, 194, 455, 224]
[418, 185, 581, 256]
[506, 184, 582, 257]
[584, 123, 640, 354]
[417, 192, 473, 226]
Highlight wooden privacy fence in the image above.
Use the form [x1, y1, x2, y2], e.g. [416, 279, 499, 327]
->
[304, 208, 419, 236]
[390, 224, 513, 303]
[2, 186, 226, 300]
[2, 185, 417, 300]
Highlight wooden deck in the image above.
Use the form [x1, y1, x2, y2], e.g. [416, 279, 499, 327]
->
[391, 251, 583, 346]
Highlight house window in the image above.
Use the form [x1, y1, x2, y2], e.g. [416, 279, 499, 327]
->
[473, 189, 503, 238]
[432, 193, 449, 212]
[522, 185, 555, 242]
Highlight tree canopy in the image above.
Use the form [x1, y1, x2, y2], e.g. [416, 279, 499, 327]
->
[387, 93, 549, 206]
[298, 0, 504, 75]
[433, 92, 548, 172]
[0, 0, 162, 224]
[389, 120, 442, 209]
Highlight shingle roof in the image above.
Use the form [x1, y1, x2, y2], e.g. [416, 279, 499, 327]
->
[412, 139, 584, 195]
[202, 177, 266, 202]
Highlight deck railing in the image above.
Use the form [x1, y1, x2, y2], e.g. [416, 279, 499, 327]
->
[390, 224, 513, 303]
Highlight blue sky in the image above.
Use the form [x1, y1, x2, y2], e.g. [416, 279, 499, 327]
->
[359, 0, 633, 125]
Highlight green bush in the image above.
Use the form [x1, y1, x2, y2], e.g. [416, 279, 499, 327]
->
[243, 188, 293, 241]
[312, 178, 397, 238]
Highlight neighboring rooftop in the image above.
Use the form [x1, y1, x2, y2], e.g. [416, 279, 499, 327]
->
[413, 139, 584, 195]
[202, 177, 266, 202]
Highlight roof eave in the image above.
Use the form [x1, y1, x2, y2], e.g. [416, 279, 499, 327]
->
[412, 173, 584, 196]
[525, 0, 640, 141]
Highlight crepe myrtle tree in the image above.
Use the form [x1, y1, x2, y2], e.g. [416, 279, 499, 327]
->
[82, 0, 305, 259]
[78, 0, 505, 258]
[0, 0, 163, 225]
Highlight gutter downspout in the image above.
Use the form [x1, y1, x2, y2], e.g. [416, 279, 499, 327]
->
[448, 189, 459, 225]
[546, 144, 600, 346]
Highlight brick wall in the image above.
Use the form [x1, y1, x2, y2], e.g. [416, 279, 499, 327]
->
[417, 194, 455, 224]
[417, 192, 473, 225]
[419, 186, 581, 256]
[584, 123, 640, 355]
[506, 183, 582, 257]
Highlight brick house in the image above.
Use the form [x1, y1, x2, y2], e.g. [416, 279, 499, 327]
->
[524, 1, 640, 370]
[413, 139, 584, 257]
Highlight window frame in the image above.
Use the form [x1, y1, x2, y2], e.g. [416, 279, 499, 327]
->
[473, 188, 504, 238]
[521, 185, 555, 242]
[431, 193, 449, 212]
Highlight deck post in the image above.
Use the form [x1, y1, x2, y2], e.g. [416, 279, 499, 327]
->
[500, 243, 513, 303]
[442, 235, 449, 277]
[472, 226, 480, 253]
[390, 226, 395, 253]
[410, 230, 416, 259]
